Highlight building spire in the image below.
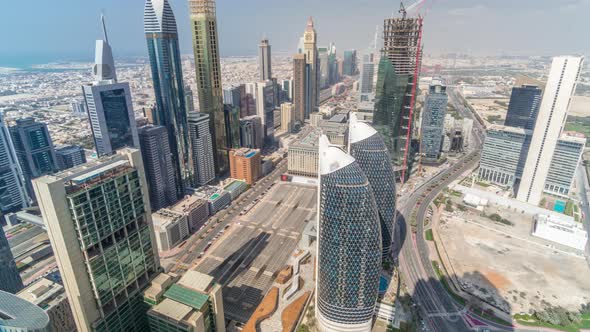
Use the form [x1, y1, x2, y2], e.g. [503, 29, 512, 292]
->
[93, 14, 117, 83]
[101, 14, 109, 44]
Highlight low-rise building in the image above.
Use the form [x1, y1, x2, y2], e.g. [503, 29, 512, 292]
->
[288, 129, 321, 178]
[544, 132, 586, 197]
[223, 180, 248, 200]
[310, 113, 323, 127]
[194, 186, 231, 215]
[0, 290, 50, 332]
[319, 121, 348, 148]
[229, 148, 261, 185]
[17, 278, 76, 332]
[532, 214, 588, 251]
[153, 209, 189, 252]
[171, 196, 209, 233]
[144, 271, 225, 332]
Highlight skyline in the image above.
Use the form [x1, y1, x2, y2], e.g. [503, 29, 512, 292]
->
[2, 0, 590, 67]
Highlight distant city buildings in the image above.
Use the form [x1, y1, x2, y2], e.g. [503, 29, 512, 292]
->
[55, 145, 87, 171]
[229, 148, 261, 185]
[32, 149, 160, 332]
[189, 0, 228, 175]
[144, 0, 191, 195]
[343, 49, 357, 76]
[138, 125, 178, 211]
[188, 112, 216, 186]
[258, 38, 272, 81]
[504, 85, 542, 130]
[0, 290, 50, 332]
[359, 49, 376, 99]
[316, 135, 381, 332]
[0, 112, 29, 214]
[0, 225, 23, 293]
[517, 56, 584, 205]
[420, 80, 448, 160]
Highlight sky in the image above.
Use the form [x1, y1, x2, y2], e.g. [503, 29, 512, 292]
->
[1, 0, 589, 66]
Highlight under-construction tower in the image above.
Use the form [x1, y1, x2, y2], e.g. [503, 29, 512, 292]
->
[373, 2, 423, 182]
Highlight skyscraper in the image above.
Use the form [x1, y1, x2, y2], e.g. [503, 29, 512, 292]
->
[138, 125, 178, 211]
[359, 50, 376, 95]
[517, 56, 584, 205]
[343, 49, 357, 76]
[0, 225, 23, 293]
[318, 47, 329, 89]
[316, 135, 381, 332]
[188, 112, 216, 186]
[293, 53, 307, 123]
[185, 85, 195, 113]
[259, 38, 272, 81]
[420, 80, 448, 160]
[545, 133, 586, 197]
[224, 103, 240, 149]
[373, 10, 423, 181]
[189, 0, 227, 175]
[281, 102, 294, 133]
[83, 16, 140, 157]
[303, 17, 318, 114]
[9, 118, 58, 195]
[55, 145, 87, 171]
[256, 80, 276, 145]
[504, 85, 542, 130]
[349, 113, 396, 259]
[239, 116, 263, 149]
[32, 148, 160, 332]
[145, 0, 190, 195]
[0, 113, 28, 214]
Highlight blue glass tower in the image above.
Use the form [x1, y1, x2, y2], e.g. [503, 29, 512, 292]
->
[0, 225, 23, 293]
[504, 85, 542, 130]
[420, 80, 448, 160]
[145, 0, 189, 196]
[349, 113, 397, 259]
[316, 135, 381, 332]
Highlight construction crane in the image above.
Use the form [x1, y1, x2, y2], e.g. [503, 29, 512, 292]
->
[399, 0, 427, 18]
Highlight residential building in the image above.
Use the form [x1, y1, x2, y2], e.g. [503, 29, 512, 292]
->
[32, 149, 160, 332]
[517, 56, 584, 205]
[288, 129, 321, 177]
[316, 135, 381, 332]
[138, 125, 178, 211]
[83, 17, 140, 157]
[55, 145, 87, 170]
[188, 112, 216, 186]
[273, 108, 282, 130]
[303, 17, 318, 114]
[374, 13, 423, 180]
[504, 85, 542, 130]
[171, 195, 209, 233]
[545, 133, 586, 197]
[281, 102, 294, 133]
[343, 49, 357, 76]
[145, 0, 190, 195]
[0, 290, 50, 332]
[293, 54, 307, 124]
[420, 80, 448, 160]
[229, 148, 261, 185]
[144, 271, 225, 332]
[152, 209, 189, 252]
[0, 112, 29, 214]
[256, 80, 276, 145]
[0, 225, 23, 293]
[349, 113, 396, 259]
[259, 38, 272, 81]
[189, 0, 227, 175]
[478, 125, 531, 188]
[17, 278, 76, 332]
[239, 116, 263, 149]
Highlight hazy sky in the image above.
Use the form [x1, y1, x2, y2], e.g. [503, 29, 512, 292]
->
[1, 0, 589, 65]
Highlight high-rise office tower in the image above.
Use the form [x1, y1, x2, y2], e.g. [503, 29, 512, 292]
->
[374, 10, 423, 181]
[318, 47, 329, 89]
[517, 56, 584, 205]
[359, 50, 376, 95]
[316, 135, 381, 332]
[0, 225, 23, 293]
[32, 148, 160, 332]
[55, 145, 87, 170]
[256, 80, 276, 145]
[83, 16, 140, 157]
[188, 112, 216, 186]
[302, 17, 318, 114]
[239, 116, 263, 149]
[145, 0, 190, 196]
[328, 42, 338, 85]
[224, 103, 240, 149]
[9, 118, 58, 195]
[293, 54, 307, 123]
[545, 133, 586, 197]
[223, 85, 241, 107]
[0, 113, 28, 214]
[138, 125, 178, 211]
[504, 85, 542, 130]
[259, 38, 272, 81]
[349, 113, 396, 259]
[420, 80, 448, 160]
[239, 84, 256, 118]
[189, 0, 227, 175]
[185, 85, 195, 113]
[281, 102, 294, 133]
[343, 49, 357, 76]
[282, 79, 293, 101]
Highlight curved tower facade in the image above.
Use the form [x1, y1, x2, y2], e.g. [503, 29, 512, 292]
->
[349, 113, 396, 259]
[316, 135, 381, 332]
[145, 0, 189, 195]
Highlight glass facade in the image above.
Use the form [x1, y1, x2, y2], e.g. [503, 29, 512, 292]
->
[0, 225, 23, 293]
[350, 133, 397, 259]
[9, 119, 57, 185]
[504, 85, 542, 130]
[100, 89, 135, 152]
[420, 83, 448, 160]
[318, 160, 381, 328]
[223, 104, 240, 149]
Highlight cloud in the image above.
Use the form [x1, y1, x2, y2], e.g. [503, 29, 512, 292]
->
[559, 0, 590, 11]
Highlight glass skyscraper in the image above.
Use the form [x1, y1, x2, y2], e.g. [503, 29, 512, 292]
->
[349, 113, 396, 259]
[0, 113, 29, 213]
[144, 0, 190, 196]
[316, 135, 381, 332]
[420, 80, 448, 160]
[504, 85, 542, 130]
[0, 225, 23, 293]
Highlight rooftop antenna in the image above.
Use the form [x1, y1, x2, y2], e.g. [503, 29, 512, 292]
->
[399, 1, 407, 19]
[101, 13, 109, 44]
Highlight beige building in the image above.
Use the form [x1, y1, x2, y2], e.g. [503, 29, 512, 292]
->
[32, 149, 160, 332]
[144, 270, 225, 332]
[17, 278, 76, 332]
[171, 195, 209, 233]
[288, 129, 321, 177]
[303, 17, 318, 114]
[310, 113, 323, 127]
[152, 209, 190, 252]
[281, 102, 294, 133]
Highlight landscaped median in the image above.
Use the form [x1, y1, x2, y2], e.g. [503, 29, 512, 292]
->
[514, 312, 590, 332]
[243, 287, 279, 332]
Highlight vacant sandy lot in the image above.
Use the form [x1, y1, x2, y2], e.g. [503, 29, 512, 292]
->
[437, 203, 590, 314]
[570, 96, 590, 117]
[468, 98, 509, 125]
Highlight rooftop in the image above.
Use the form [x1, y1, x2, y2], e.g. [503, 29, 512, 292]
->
[0, 290, 50, 330]
[164, 284, 209, 311]
[319, 135, 355, 175]
[177, 270, 215, 293]
[487, 124, 531, 136]
[224, 180, 247, 192]
[349, 112, 377, 144]
[151, 298, 193, 321]
[17, 278, 66, 309]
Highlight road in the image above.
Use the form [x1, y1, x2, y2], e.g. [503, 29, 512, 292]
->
[170, 159, 288, 271]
